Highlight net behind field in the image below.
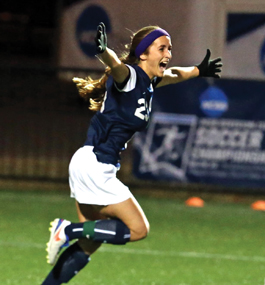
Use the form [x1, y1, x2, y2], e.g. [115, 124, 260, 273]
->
[0, 67, 97, 181]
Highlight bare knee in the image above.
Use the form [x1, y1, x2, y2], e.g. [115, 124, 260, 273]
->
[130, 220, 150, 241]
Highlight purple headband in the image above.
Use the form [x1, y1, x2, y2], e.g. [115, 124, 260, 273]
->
[135, 28, 170, 58]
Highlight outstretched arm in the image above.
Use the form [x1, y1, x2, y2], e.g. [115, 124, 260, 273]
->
[95, 22, 129, 84]
[157, 49, 222, 88]
[157, 66, 199, 87]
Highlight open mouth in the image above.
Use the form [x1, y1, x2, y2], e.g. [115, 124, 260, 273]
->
[159, 61, 168, 71]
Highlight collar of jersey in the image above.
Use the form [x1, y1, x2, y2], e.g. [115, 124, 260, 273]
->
[134, 65, 153, 85]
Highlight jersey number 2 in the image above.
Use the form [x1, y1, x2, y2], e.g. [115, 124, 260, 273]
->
[134, 98, 149, 121]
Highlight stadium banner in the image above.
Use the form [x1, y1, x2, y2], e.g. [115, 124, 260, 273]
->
[58, 2, 265, 80]
[58, 0, 222, 72]
[133, 78, 265, 188]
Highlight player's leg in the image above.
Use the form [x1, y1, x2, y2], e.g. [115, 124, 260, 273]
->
[97, 195, 150, 242]
[59, 195, 149, 246]
[42, 197, 149, 284]
[42, 202, 106, 285]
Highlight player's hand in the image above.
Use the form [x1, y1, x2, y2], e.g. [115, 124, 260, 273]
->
[197, 49, 222, 78]
[95, 22, 107, 54]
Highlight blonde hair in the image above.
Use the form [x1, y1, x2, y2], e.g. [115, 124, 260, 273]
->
[73, 25, 160, 111]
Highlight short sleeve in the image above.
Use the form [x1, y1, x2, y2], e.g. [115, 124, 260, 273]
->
[114, 65, 137, 92]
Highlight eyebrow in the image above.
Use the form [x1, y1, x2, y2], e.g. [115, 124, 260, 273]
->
[158, 44, 172, 49]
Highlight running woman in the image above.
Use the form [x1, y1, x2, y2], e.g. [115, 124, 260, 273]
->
[42, 22, 222, 284]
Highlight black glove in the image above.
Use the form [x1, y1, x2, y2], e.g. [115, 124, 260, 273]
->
[197, 49, 222, 78]
[95, 22, 107, 53]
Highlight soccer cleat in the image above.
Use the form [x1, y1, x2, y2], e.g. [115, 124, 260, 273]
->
[46, 218, 71, 265]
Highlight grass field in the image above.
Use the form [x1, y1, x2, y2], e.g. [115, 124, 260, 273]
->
[1, 186, 265, 285]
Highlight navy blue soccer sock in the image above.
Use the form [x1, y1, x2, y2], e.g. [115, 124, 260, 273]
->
[42, 242, 90, 285]
[65, 219, 131, 245]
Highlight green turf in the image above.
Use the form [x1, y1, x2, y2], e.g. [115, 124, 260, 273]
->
[1, 189, 265, 285]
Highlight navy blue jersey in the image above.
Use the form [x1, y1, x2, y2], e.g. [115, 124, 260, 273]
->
[84, 64, 161, 166]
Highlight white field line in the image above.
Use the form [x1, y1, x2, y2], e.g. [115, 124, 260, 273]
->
[99, 247, 265, 262]
[1, 240, 265, 263]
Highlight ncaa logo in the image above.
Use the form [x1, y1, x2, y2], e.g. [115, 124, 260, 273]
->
[260, 37, 265, 74]
[199, 86, 228, 118]
[76, 5, 111, 58]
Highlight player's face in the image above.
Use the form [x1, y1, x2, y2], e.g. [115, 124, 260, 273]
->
[140, 36, 172, 79]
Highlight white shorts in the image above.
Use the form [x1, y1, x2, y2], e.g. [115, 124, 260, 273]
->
[69, 146, 133, 205]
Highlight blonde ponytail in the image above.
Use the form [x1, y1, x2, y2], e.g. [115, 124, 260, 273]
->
[72, 69, 110, 111]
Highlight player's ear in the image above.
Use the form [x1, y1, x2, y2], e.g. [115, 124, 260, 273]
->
[139, 53, 147, 61]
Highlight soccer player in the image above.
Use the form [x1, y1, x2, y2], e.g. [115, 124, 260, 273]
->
[42, 22, 222, 284]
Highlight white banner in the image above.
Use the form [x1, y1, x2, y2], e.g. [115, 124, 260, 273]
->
[58, 0, 222, 71]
